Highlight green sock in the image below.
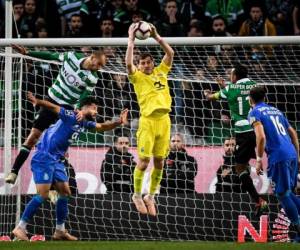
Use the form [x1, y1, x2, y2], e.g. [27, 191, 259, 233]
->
[149, 168, 163, 195]
[133, 168, 145, 194]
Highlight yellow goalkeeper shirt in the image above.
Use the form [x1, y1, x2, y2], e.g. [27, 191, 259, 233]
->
[128, 61, 172, 117]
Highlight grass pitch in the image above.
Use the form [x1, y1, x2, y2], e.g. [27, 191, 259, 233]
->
[0, 241, 299, 250]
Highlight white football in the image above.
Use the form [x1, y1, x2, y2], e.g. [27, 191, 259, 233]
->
[135, 21, 151, 40]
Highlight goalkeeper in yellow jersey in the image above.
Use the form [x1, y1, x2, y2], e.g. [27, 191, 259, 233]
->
[125, 23, 174, 216]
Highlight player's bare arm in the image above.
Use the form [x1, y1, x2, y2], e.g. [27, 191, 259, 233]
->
[287, 126, 300, 166]
[27, 92, 60, 114]
[204, 89, 220, 101]
[253, 121, 266, 175]
[126, 24, 137, 75]
[95, 109, 128, 132]
[149, 24, 174, 67]
[11, 44, 28, 55]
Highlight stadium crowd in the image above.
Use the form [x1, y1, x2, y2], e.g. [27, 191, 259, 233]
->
[0, 0, 299, 38]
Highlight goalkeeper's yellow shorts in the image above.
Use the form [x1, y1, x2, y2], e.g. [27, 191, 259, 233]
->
[136, 114, 171, 159]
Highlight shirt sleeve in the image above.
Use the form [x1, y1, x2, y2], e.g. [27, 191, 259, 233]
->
[282, 115, 291, 130]
[219, 85, 229, 99]
[82, 121, 97, 129]
[157, 60, 171, 75]
[58, 107, 77, 124]
[248, 108, 261, 126]
[128, 69, 139, 85]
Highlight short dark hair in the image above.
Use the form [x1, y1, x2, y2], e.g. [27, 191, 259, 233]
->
[79, 96, 98, 108]
[233, 64, 248, 80]
[13, 0, 24, 6]
[138, 52, 154, 62]
[92, 49, 105, 58]
[71, 13, 81, 19]
[249, 86, 266, 104]
[212, 15, 227, 26]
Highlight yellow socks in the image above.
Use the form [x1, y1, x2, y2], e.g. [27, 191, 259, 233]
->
[133, 168, 145, 194]
[149, 168, 163, 195]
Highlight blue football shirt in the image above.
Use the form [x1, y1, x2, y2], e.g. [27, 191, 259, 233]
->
[248, 102, 297, 164]
[35, 107, 96, 160]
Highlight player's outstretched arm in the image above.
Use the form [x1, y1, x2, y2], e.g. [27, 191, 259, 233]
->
[253, 121, 266, 175]
[126, 24, 137, 75]
[204, 89, 220, 101]
[95, 109, 128, 132]
[27, 92, 60, 114]
[287, 126, 300, 164]
[150, 24, 174, 67]
[12, 44, 63, 61]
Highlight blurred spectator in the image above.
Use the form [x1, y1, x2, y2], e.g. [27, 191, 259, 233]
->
[113, 0, 151, 36]
[158, 0, 185, 37]
[293, 0, 300, 35]
[101, 134, 136, 193]
[56, 0, 84, 36]
[160, 133, 198, 193]
[99, 18, 115, 37]
[239, 3, 277, 36]
[12, 0, 24, 38]
[37, 26, 48, 38]
[81, 0, 120, 36]
[187, 21, 204, 37]
[131, 10, 143, 23]
[265, 0, 294, 35]
[211, 15, 232, 54]
[205, 0, 244, 34]
[211, 15, 231, 36]
[66, 14, 87, 37]
[19, 0, 43, 38]
[215, 137, 245, 193]
[180, 0, 207, 32]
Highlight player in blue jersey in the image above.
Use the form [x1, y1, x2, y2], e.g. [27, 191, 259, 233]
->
[248, 86, 300, 242]
[12, 92, 128, 241]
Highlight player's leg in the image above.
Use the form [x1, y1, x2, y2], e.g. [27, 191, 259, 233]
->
[144, 115, 171, 216]
[52, 163, 77, 240]
[132, 157, 150, 214]
[5, 107, 58, 184]
[12, 154, 54, 240]
[272, 159, 300, 241]
[132, 117, 154, 214]
[235, 131, 267, 215]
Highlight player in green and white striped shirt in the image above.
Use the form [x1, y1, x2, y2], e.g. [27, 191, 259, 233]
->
[204, 64, 268, 216]
[5, 44, 106, 184]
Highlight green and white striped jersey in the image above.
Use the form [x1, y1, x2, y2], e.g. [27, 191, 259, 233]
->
[218, 78, 256, 133]
[56, 0, 87, 20]
[27, 50, 98, 107]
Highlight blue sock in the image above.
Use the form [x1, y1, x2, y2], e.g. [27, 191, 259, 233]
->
[56, 196, 69, 225]
[21, 195, 44, 222]
[290, 192, 300, 215]
[278, 191, 300, 225]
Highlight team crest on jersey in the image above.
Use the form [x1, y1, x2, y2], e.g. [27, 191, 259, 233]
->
[43, 173, 49, 181]
[65, 110, 74, 116]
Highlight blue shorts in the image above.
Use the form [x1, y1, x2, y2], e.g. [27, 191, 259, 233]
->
[31, 152, 68, 184]
[268, 158, 298, 195]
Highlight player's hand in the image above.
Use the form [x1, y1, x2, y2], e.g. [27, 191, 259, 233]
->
[75, 109, 84, 122]
[128, 23, 138, 41]
[216, 77, 226, 89]
[149, 23, 159, 39]
[11, 44, 28, 55]
[255, 161, 263, 176]
[119, 108, 129, 125]
[27, 91, 37, 106]
[203, 89, 211, 99]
